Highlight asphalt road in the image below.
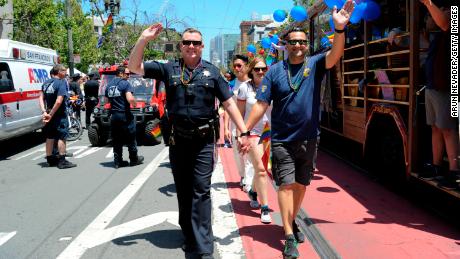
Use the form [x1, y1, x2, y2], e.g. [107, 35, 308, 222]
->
[0, 127, 227, 259]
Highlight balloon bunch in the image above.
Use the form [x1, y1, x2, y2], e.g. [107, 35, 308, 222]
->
[272, 5, 308, 23]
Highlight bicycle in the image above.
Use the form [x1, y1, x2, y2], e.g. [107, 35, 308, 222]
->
[67, 95, 83, 141]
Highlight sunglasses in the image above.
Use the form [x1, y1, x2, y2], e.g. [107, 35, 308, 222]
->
[287, 40, 308, 46]
[253, 67, 267, 72]
[233, 64, 243, 69]
[182, 40, 202, 46]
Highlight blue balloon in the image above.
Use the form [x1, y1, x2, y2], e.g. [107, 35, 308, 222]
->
[273, 9, 287, 22]
[247, 44, 256, 53]
[290, 6, 308, 22]
[261, 37, 272, 49]
[350, 2, 366, 24]
[325, 0, 344, 9]
[329, 16, 335, 31]
[363, 1, 381, 21]
[271, 34, 279, 45]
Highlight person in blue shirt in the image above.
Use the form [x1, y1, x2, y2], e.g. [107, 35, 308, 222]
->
[105, 66, 144, 168]
[245, 1, 355, 258]
[40, 64, 77, 169]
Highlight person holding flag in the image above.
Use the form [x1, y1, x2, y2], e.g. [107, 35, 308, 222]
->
[236, 57, 272, 224]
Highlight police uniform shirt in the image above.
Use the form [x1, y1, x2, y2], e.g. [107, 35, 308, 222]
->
[143, 59, 232, 122]
[84, 80, 99, 99]
[105, 77, 134, 112]
[42, 78, 69, 118]
[256, 53, 327, 142]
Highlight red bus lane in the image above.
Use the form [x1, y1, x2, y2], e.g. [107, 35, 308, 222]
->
[219, 147, 460, 258]
[219, 147, 319, 259]
[303, 150, 460, 258]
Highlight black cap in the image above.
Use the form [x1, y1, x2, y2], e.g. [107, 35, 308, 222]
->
[71, 73, 81, 81]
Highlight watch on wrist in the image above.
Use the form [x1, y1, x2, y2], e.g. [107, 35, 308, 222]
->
[335, 28, 345, 34]
[239, 131, 250, 137]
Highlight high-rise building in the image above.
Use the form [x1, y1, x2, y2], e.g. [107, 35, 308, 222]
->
[209, 34, 239, 69]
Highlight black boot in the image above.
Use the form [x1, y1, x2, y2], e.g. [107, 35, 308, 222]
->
[46, 155, 58, 167]
[129, 155, 144, 166]
[57, 155, 77, 169]
[114, 160, 129, 169]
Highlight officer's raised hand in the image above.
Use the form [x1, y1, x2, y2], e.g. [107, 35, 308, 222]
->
[140, 23, 163, 42]
[129, 23, 163, 75]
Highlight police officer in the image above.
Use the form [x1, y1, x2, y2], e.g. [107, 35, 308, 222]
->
[69, 73, 84, 122]
[105, 66, 144, 169]
[84, 72, 100, 128]
[40, 64, 77, 169]
[129, 25, 251, 259]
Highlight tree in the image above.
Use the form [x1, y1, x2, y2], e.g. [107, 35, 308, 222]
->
[12, 0, 98, 72]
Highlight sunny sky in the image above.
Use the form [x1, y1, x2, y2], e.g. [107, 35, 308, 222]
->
[84, 0, 297, 60]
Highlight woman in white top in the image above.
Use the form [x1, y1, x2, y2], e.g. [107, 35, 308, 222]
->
[237, 57, 272, 224]
[224, 55, 253, 192]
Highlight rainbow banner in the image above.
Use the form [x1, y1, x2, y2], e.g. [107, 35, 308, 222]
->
[260, 122, 271, 143]
[151, 126, 161, 138]
[261, 141, 272, 178]
[103, 13, 114, 34]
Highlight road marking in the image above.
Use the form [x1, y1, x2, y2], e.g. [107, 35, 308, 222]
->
[13, 148, 44, 160]
[74, 147, 103, 159]
[211, 157, 245, 259]
[30, 146, 90, 161]
[57, 147, 169, 259]
[105, 149, 113, 158]
[0, 231, 17, 246]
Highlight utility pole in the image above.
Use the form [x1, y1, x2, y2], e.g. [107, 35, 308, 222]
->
[65, 0, 74, 76]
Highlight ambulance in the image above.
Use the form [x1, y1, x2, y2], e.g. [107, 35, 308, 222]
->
[0, 39, 58, 141]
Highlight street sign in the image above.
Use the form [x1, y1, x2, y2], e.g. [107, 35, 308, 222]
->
[74, 54, 81, 64]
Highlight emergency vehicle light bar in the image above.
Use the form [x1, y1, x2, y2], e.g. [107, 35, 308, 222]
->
[12, 48, 20, 59]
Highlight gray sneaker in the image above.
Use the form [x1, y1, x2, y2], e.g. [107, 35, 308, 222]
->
[283, 235, 299, 259]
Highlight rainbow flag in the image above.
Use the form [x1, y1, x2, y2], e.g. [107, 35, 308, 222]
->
[151, 125, 161, 138]
[261, 141, 272, 178]
[260, 122, 271, 143]
[103, 14, 114, 35]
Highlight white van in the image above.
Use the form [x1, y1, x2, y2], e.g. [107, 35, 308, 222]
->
[0, 39, 58, 141]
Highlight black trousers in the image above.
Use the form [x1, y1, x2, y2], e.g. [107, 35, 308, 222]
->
[169, 136, 215, 255]
[85, 99, 97, 127]
[110, 112, 137, 163]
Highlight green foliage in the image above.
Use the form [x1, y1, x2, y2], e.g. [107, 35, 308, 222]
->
[0, 0, 8, 7]
[12, 0, 97, 72]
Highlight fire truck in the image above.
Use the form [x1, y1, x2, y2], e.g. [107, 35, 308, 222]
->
[88, 64, 166, 146]
[0, 39, 58, 141]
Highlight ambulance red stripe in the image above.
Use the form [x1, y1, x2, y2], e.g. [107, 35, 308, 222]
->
[0, 90, 41, 104]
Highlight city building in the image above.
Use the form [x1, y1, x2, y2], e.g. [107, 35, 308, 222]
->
[209, 33, 239, 69]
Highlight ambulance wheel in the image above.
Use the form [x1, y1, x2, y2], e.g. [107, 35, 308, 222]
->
[144, 119, 162, 145]
[88, 123, 106, 146]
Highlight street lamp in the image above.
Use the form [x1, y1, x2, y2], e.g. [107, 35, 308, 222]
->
[104, 0, 120, 15]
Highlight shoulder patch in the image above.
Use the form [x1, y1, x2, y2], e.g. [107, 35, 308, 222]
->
[261, 85, 268, 93]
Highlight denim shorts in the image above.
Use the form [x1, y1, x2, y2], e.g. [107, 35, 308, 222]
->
[272, 139, 317, 186]
[43, 115, 69, 140]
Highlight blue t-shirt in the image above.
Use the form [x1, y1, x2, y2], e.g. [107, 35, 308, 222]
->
[256, 53, 327, 142]
[42, 78, 68, 117]
[105, 77, 134, 113]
